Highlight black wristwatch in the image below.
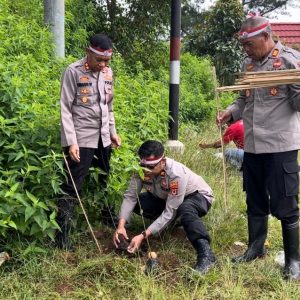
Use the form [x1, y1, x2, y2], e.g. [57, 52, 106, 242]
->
[141, 231, 147, 239]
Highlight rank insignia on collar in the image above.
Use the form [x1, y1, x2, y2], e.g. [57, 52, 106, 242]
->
[84, 62, 90, 70]
[245, 89, 251, 97]
[269, 87, 278, 96]
[246, 64, 254, 71]
[273, 58, 282, 69]
[81, 96, 88, 103]
[80, 76, 90, 82]
[272, 49, 279, 58]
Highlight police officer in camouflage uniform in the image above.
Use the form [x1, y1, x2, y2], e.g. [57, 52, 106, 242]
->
[113, 140, 216, 275]
[56, 33, 121, 250]
[218, 16, 300, 281]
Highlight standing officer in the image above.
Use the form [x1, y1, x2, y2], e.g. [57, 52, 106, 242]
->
[113, 140, 216, 275]
[218, 16, 300, 280]
[56, 33, 121, 250]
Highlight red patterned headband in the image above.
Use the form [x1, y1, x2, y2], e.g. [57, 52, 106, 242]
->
[140, 155, 164, 166]
[89, 46, 113, 57]
[238, 21, 270, 39]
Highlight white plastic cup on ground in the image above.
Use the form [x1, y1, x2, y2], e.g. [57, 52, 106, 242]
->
[274, 250, 285, 267]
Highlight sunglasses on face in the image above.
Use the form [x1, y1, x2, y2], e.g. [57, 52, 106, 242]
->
[139, 161, 160, 170]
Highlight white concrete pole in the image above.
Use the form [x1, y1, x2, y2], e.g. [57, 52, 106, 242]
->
[44, 0, 65, 58]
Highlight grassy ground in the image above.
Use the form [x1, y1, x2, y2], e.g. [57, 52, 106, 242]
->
[1, 123, 300, 299]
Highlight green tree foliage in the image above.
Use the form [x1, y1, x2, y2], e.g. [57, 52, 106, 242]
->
[183, 0, 244, 85]
[65, 0, 171, 71]
[242, 0, 293, 15]
[64, 0, 98, 58]
[0, 0, 66, 240]
[180, 54, 215, 123]
[0, 0, 218, 241]
[182, 0, 297, 85]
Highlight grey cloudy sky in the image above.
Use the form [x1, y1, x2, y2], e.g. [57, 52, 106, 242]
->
[271, 5, 300, 22]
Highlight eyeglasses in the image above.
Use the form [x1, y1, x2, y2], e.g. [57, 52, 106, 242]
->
[139, 161, 161, 170]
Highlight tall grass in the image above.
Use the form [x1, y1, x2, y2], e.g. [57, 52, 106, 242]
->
[0, 121, 299, 300]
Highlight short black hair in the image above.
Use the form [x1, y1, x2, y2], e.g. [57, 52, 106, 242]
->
[138, 140, 164, 159]
[89, 33, 113, 50]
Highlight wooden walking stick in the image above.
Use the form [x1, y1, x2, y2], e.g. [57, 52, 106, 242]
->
[212, 67, 228, 210]
[62, 152, 102, 254]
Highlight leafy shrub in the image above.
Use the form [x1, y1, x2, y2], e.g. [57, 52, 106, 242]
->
[180, 54, 215, 124]
[0, 1, 221, 241]
[0, 0, 66, 239]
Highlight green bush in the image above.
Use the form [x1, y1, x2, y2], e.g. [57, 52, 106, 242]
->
[0, 1, 224, 241]
[180, 54, 215, 124]
[0, 1, 66, 239]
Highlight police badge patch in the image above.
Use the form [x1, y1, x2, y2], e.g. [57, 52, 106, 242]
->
[269, 87, 278, 96]
[80, 88, 91, 94]
[79, 76, 90, 82]
[81, 96, 88, 103]
[246, 64, 254, 71]
[105, 75, 112, 81]
[169, 181, 179, 196]
[273, 58, 282, 69]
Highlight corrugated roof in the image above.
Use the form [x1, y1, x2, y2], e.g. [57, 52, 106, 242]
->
[271, 23, 300, 46]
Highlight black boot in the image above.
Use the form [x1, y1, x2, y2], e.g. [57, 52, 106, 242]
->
[192, 239, 217, 275]
[282, 221, 300, 281]
[232, 216, 268, 263]
[55, 197, 75, 251]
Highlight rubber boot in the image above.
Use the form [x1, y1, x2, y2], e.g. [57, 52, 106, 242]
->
[55, 197, 75, 251]
[232, 216, 268, 263]
[192, 239, 217, 275]
[282, 221, 300, 281]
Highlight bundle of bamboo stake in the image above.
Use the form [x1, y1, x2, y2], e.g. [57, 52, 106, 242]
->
[217, 69, 300, 92]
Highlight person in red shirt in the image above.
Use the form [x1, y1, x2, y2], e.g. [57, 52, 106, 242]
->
[199, 120, 244, 170]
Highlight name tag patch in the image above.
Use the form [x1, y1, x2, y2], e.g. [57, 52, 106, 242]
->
[77, 82, 92, 87]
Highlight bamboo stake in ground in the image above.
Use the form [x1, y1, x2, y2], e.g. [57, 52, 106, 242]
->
[212, 67, 227, 210]
[62, 152, 102, 254]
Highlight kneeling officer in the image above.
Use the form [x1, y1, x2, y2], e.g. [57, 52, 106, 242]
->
[113, 140, 216, 275]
